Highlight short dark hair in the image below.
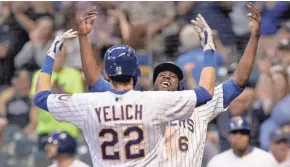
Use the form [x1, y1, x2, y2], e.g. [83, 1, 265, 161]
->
[109, 75, 133, 85]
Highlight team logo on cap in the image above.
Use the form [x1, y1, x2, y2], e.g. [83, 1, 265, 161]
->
[116, 66, 122, 75]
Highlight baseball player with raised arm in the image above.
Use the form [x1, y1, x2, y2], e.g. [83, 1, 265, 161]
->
[77, 3, 261, 167]
[33, 17, 217, 167]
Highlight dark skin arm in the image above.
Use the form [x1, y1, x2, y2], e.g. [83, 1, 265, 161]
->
[233, 3, 261, 87]
[78, 6, 100, 86]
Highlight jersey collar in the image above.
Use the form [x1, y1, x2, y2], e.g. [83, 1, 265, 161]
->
[109, 89, 131, 95]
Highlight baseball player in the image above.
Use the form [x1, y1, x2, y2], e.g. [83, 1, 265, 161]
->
[45, 131, 90, 167]
[207, 116, 278, 167]
[33, 21, 216, 167]
[78, 2, 261, 167]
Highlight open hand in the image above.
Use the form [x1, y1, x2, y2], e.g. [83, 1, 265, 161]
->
[78, 6, 98, 36]
[47, 29, 77, 59]
[191, 14, 215, 51]
[247, 2, 261, 38]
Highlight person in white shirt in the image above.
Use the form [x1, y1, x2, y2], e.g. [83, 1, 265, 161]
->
[207, 116, 278, 167]
[45, 131, 90, 167]
[269, 126, 290, 167]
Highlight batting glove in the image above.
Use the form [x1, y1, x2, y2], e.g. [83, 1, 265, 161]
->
[191, 14, 216, 51]
[46, 29, 77, 59]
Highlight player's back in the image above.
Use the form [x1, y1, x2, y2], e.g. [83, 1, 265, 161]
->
[78, 90, 197, 167]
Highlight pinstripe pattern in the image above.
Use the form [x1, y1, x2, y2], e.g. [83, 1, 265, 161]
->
[163, 84, 226, 167]
[47, 90, 197, 167]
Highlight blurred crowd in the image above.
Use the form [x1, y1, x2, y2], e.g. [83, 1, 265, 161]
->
[1, 1, 290, 167]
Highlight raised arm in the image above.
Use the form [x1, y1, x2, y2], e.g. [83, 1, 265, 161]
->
[78, 6, 100, 86]
[33, 30, 92, 127]
[191, 14, 217, 106]
[78, 7, 111, 92]
[233, 2, 261, 88]
[34, 29, 77, 110]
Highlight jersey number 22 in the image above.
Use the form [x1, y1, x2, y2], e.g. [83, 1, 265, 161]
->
[99, 126, 145, 160]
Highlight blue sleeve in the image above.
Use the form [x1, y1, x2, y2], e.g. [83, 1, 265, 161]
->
[34, 91, 51, 111]
[222, 79, 244, 108]
[88, 76, 112, 92]
[194, 86, 213, 107]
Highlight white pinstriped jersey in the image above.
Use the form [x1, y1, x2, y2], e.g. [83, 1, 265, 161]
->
[46, 90, 197, 167]
[162, 84, 227, 167]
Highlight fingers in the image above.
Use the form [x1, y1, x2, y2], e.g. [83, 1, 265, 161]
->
[247, 2, 261, 22]
[62, 29, 78, 39]
[82, 14, 97, 22]
[82, 6, 97, 18]
[197, 14, 209, 27]
[191, 14, 209, 29]
[65, 29, 73, 34]
[191, 19, 203, 29]
[247, 13, 259, 22]
[81, 6, 98, 22]
[90, 16, 97, 25]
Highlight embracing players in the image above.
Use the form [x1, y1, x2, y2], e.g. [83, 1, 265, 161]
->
[33, 8, 217, 167]
[78, 2, 261, 167]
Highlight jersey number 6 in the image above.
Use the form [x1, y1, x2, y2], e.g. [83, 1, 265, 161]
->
[178, 136, 188, 152]
[99, 126, 145, 160]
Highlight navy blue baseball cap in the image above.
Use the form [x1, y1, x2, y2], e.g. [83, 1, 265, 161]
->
[270, 125, 290, 142]
[229, 116, 251, 134]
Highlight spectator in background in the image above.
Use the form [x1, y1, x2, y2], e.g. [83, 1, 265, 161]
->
[45, 131, 90, 167]
[277, 20, 290, 41]
[269, 126, 290, 167]
[0, 69, 36, 146]
[259, 39, 290, 151]
[0, 2, 55, 86]
[0, 32, 15, 87]
[255, 2, 289, 36]
[207, 116, 278, 167]
[59, 2, 118, 70]
[216, 88, 269, 151]
[14, 17, 54, 71]
[30, 50, 84, 151]
[256, 2, 289, 60]
[230, 2, 250, 55]
[120, 1, 177, 60]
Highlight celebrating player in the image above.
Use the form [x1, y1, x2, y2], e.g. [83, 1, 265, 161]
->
[45, 131, 90, 167]
[78, 2, 261, 167]
[33, 15, 216, 167]
[162, 3, 262, 167]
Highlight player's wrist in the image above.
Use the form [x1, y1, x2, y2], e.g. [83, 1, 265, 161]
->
[41, 56, 55, 75]
[203, 49, 217, 68]
[204, 42, 215, 51]
[46, 51, 56, 60]
[78, 33, 88, 37]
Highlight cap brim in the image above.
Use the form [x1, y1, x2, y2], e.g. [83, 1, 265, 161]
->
[229, 129, 250, 134]
[153, 63, 183, 83]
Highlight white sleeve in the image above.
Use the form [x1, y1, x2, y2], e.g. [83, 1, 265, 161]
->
[148, 90, 197, 123]
[47, 93, 93, 128]
[196, 84, 225, 123]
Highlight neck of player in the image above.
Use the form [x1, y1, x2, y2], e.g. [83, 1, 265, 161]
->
[111, 83, 134, 91]
[56, 155, 74, 167]
[233, 146, 251, 157]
